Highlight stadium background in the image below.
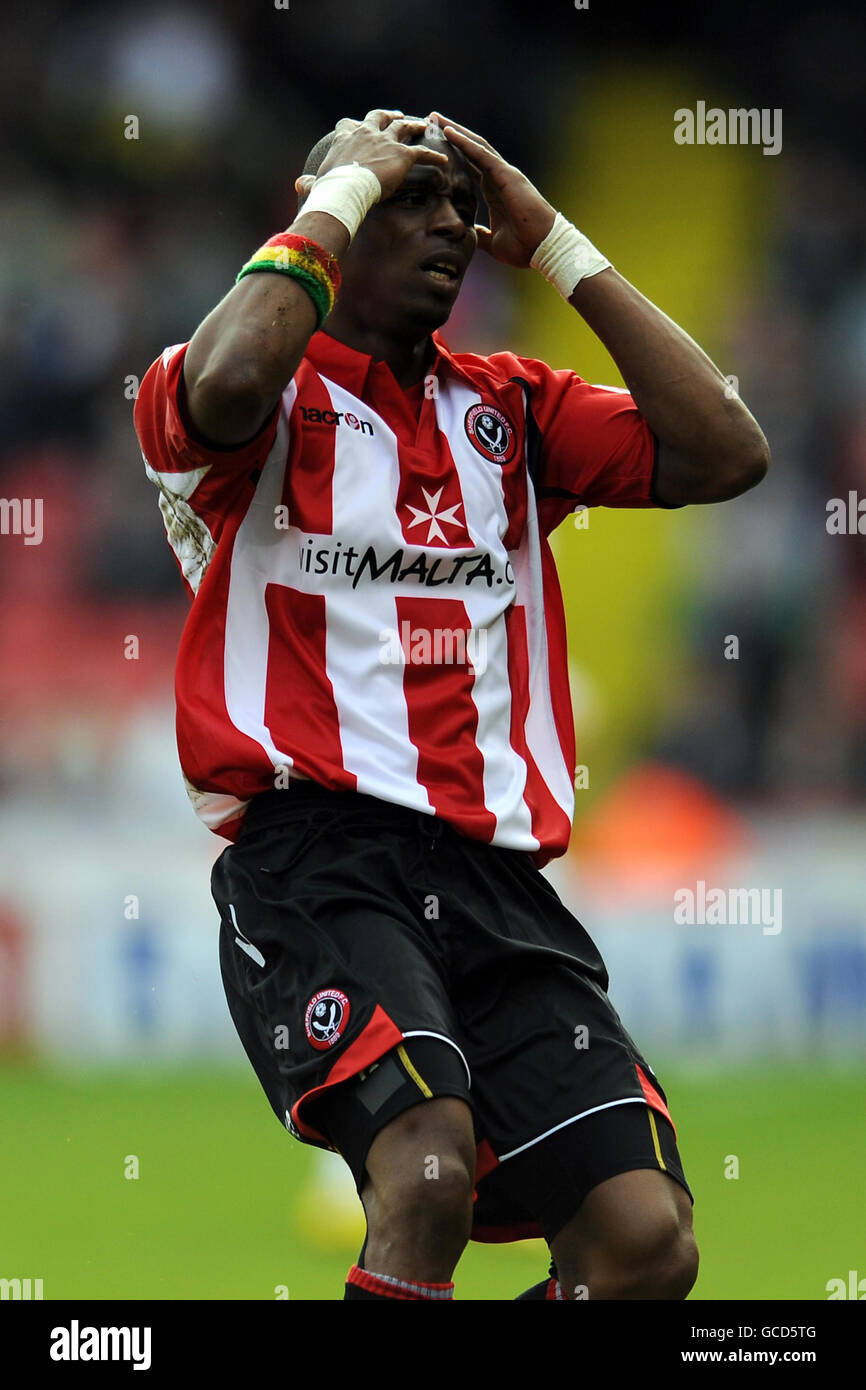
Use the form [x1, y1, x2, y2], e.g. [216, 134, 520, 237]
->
[1, 0, 864, 1300]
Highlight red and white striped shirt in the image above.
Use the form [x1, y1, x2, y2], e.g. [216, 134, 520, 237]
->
[135, 327, 660, 866]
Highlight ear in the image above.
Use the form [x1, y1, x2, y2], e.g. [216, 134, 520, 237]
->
[294, 174, 317, 197]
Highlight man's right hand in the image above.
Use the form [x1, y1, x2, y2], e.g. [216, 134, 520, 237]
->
[294, 109, 448, 205]
[183, 110, 447, 450]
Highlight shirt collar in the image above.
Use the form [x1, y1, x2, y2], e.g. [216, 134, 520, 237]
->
[305, 327, 474, 395]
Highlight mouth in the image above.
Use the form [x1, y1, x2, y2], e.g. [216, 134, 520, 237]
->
[419, 255, 463, 289]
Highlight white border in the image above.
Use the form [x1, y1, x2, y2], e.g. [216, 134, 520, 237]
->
[497, 1096, 650, 1162]
[401, 1030, 472, 1089]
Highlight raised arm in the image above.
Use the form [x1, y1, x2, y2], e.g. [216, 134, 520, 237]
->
[564, 271, 769, 504]
[182, 110, 449, 446]
[431, 112, 770, 506]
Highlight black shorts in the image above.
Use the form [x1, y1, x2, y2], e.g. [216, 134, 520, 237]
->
[212, 783, 692, 1244]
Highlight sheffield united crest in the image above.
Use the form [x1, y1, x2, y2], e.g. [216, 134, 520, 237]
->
[304, 988, 351, 1051]
[464, 404, 516, 465]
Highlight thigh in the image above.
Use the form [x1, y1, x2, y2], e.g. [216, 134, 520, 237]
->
[552, 1165, 694, 1258]
[458, 944, 677, 1174]
[484, 1096, 693, 1247]
[308, 1036, 476, 1190]
[212, 811, 473, 1170]
[467, 963, 693, 1242]
[441, 844, 692, 1242]
[549, 1165, 695, 1299]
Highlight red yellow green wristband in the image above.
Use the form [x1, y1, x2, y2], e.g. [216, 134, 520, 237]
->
[236, 232, 342, 329]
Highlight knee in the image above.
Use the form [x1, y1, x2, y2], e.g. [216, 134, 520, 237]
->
[363, 1101, 476, 1260]
[634, 1212, 699, 1299]
[561, 1207, 699, 1301]
[617, 1210, 699, 1299]
[373, 1151, 475, 1249]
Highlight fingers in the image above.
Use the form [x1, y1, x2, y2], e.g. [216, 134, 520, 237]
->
[473, 224, 494, 255]
[362, 108, 411, 129]
[298, 109, 446, 197]
[356, 110, 436, 147]
[439, 127, 500, 171]
[407, 143, 450, 167]
[335, 110, 413, 136]
[428, 111, 501, 159]
[368, 110, 447, 158]
[391, 117, 437, 145]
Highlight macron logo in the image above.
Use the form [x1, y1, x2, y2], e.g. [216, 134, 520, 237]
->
[50, 1321, 152, 1371]
[299, 405, 374, 435]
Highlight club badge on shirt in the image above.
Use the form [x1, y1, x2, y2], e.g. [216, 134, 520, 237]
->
[464, 404, 516, 465]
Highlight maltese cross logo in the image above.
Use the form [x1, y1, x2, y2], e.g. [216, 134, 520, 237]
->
[405, 487, 464, 545]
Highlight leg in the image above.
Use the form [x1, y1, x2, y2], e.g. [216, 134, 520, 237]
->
[446, 851, 698, 1296]
[212, 795, 479, 1295]
[360, 1095, 477, 1282]
[307, 1037, 478, 1290]
[474, 1089, 697, 1300]
[550, 1168, 698, 1300]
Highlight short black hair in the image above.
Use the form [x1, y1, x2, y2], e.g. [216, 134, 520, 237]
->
[301, 131, 337, 179]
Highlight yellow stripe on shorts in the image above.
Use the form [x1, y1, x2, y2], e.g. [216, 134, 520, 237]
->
[396, 1044, 433, 1099]
[647, 1107, 667, 1171]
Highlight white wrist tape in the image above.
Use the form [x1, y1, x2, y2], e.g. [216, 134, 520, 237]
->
[530, 211, 611, 299]
[299, 163, 382, 240]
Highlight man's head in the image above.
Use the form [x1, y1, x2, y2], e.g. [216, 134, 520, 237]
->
[297, 115, 479, 342]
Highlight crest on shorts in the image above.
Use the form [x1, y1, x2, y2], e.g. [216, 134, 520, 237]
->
[464, 404, 516, 465]
[304, 988, 351, 1051]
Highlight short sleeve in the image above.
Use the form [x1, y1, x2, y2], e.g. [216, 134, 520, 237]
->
[133, 342, 280, 483]
[507, 355, 663, 535]
[134, 342, 282, 596]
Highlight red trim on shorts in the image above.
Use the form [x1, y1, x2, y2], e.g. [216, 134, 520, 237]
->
[635, 1063, 676, 1137]
[291, 1004, 405, 1141]
[474, 1137, 499, 1185]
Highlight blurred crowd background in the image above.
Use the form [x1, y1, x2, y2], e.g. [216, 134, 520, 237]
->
[0, 0, 864, 1300]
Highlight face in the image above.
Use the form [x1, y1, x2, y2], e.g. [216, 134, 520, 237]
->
[332, 129, 479, 337]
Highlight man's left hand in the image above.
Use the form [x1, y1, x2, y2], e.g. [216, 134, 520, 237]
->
[428, 112, 556, 267]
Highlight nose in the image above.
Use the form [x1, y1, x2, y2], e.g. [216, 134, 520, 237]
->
[428, 192, 471, 237]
